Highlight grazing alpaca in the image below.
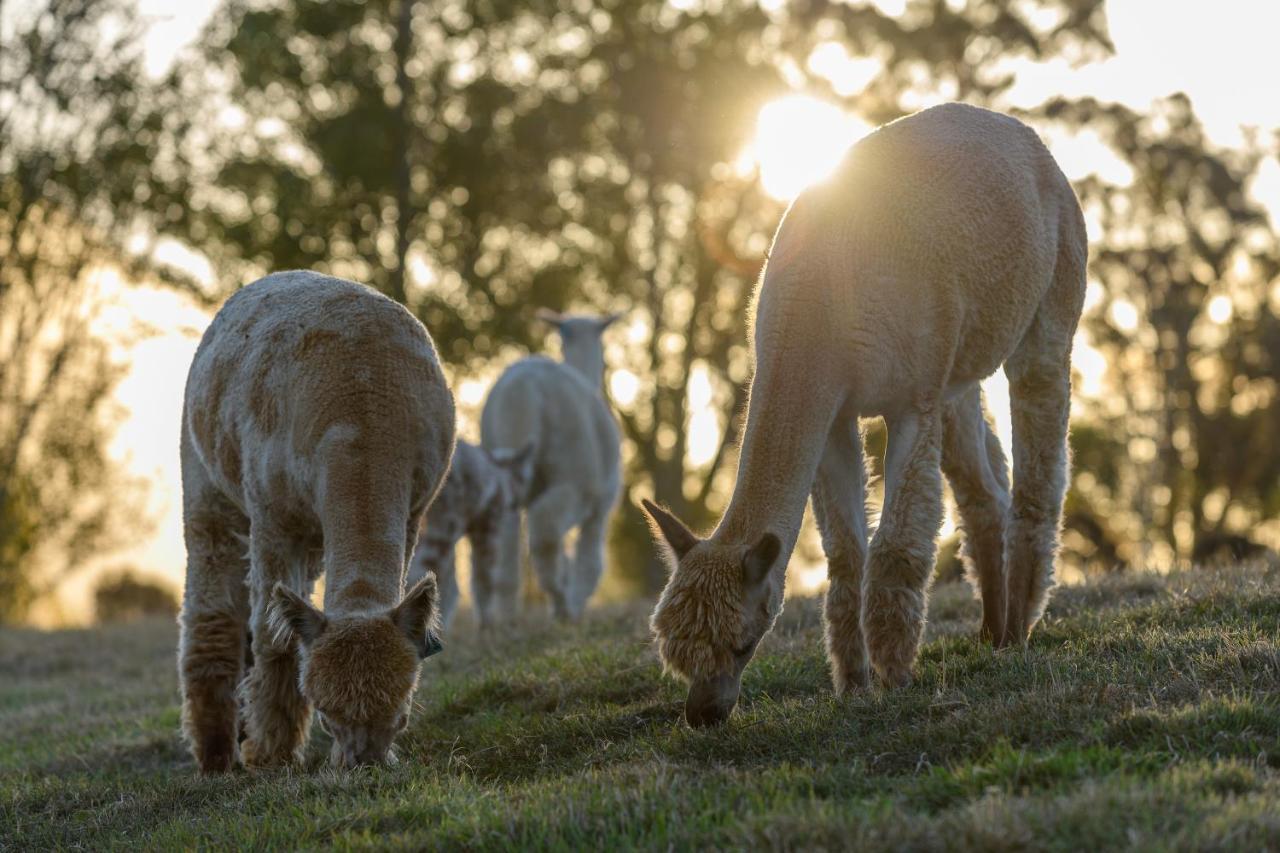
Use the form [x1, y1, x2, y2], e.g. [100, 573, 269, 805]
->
[643, 104, 1087, 726]
[407, 440, 532, 629]
[178, 271, 455, 772]
[479, 311, 622, 622]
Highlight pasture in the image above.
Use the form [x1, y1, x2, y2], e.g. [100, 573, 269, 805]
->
[4, 563, 1278, 850]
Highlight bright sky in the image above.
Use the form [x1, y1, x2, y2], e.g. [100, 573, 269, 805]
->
[41, 0, 1280, 622]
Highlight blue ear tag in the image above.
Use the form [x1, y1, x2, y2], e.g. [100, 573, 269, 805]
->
[423, 631, 444, 659]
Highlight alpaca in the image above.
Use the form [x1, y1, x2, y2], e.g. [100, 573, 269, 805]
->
[643, 103, 1087, 727]
[478, 311, 622, 622]
[407, 440, 532, 629]
[178, 270, 455, 772]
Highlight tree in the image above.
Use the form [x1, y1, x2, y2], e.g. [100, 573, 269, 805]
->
[94, 569, 178, 623]
[158, 0, 1113, 589]
[1040, 95, 1280, 566]
[0, 0, 172, 621]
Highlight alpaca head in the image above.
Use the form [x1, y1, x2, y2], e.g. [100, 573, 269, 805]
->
[537, 308, 621, 389]
[642, 499, 783, 728]
[267, 575, 442, 768]
[416, 442, 533, 581]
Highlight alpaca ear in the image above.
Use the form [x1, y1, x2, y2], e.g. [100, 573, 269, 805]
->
[268, 583, 327, 647]
[742, 532, 781, 589]
[393, 573, 443, 659]
[641, 498, 700, 561]
[535, 308, 565, 329]
[596, 312, 624, 332]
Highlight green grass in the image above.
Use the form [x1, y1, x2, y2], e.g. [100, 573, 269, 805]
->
[3, 564, 1279, 850]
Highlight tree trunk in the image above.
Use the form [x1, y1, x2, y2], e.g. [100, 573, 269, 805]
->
[389, 0, 415, 306]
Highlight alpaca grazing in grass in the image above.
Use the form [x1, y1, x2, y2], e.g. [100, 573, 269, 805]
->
[643, 103, 1087, 727]
[178, 271, 455, 772]
[407, 440, 532, 629]
[478, 311, 622, 623]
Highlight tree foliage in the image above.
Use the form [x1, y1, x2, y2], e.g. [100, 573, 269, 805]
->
[0, 0, 166, 621]
[1040, 95, 1280, 566]
[158, 0, 1114, 587]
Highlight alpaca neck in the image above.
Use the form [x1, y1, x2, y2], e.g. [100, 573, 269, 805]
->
[323, 532, 406, 615]
[716, 356, 840, 558]
[320, 458, 410, 615]
[563, 351, 605, 393]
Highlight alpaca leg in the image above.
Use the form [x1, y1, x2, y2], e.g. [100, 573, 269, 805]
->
[472, 512, 521, 629]
[941, 386, 1012, 645]
[568, 505, 610, 618]
[862, 410, 945, 688]
[407, 526, 458, 629]
[526, 484, 582, 621]
[812, 416, 870, 694]
[434, 546, 460, 630]
[1003, 328, 1073, 645]
[179, 493, 250, 774]
[240, 531, 313, 768]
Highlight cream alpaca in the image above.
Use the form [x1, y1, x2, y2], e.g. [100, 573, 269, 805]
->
[178, 271, 455, 772]
[478, 311, 622, 622]
[408, 440, 532, 629]
[644, 104, 1087, 726]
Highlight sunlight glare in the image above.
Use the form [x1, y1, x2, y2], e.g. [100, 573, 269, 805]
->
[807, 42, 881, 97]
[1207, 294, 1233, 324]
[1109, 300, 1140, 333]
[609, 369, 640, 407]
[686, 366, 719, 467]
[751, 96, 870, 201]
[457, 378, 488, 407]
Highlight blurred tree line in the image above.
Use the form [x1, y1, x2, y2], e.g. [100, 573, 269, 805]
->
[2, 0, 1277, 621]
[0, 0, 175, 621]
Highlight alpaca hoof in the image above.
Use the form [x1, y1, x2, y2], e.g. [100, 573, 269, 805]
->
[980, 619, 1006, 647]
[832, 666, 870, 696]
[873, 665, 914, 690]
[999, 618, 1029, 648]
[195, 733, 237, 775]
[240, 738, 297, 770]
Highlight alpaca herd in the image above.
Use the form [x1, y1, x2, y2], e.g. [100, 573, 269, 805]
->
[178, 103, 1086, 772]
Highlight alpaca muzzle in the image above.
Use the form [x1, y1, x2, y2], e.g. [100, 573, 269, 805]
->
[685, 672, 741, 728]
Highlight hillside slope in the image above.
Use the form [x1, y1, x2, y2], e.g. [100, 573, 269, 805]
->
[2, 564, 1278, 850]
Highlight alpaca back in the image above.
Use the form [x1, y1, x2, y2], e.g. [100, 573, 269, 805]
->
[479, 357, 620, 507]
[756, 103, 1085, 409]
[184, 270, 455, 585]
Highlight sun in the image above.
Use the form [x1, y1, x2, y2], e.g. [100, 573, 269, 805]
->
[746, 95, 871, 201]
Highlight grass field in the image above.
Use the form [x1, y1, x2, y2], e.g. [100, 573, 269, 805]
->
[3, 563, 1279, 850]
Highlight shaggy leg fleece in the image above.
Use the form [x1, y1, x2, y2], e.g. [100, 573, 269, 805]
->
[472, 514, 521, 630]
[1004, 363, 1070, 645]
[239, 641, 311, 768]
[863, 414, 943, 688]
[180, 610, 245, 774]
[570, 508, 609, 617]
[941, 388, 1012, 645]
[527, 483, 580, 621]
[823, 555, 869, 693]
[812, 420, 871, 694]
[1001, 235, 1084, 645]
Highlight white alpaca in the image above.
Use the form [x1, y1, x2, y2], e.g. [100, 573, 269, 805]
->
[178, 271, 455, 771]
[643, 104, 1087, 726]
[478, 312, 622, 622]
[407, 440, 531, 629]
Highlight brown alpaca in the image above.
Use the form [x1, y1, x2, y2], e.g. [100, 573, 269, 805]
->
[644, 104, 1087, 726]
[178, 271, 455, 772]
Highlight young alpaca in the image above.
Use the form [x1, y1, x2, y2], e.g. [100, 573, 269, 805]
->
[407, 440, 532, 629]
[178, 271, 455, 772]
[643, 103, 1087, 727]
[478, 311, 622, 622]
